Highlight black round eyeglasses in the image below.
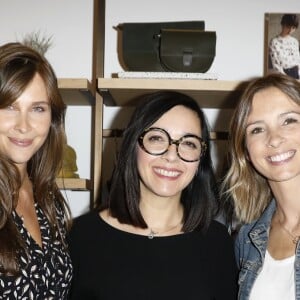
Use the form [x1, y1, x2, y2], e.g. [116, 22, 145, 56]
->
[138, 127, 206, 162]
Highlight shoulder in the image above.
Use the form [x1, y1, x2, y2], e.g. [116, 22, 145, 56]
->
[71, 210, 100, 230]
[269, 35, 280, 44]
[288, 35, 298, 41]
[234, 219, 261, 263]
[237, 200, 275, 243]
[235, 222, 253, 250]
[199, 221, 236, 267]
[237, 221, 255, 237]
[196, 220, 233, 247]
[207, 220, 231, 237]
[68, 210, 101, 240]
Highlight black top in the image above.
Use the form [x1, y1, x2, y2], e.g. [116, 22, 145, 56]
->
[69, 211, 238, 300]
[0, 203, 73, 299]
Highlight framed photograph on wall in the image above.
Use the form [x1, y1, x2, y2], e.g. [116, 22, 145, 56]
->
[264, 13, 300, 79]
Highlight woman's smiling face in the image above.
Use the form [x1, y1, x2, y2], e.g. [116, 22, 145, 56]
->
[137, 105, 201, 200]
[246, 86, 300, 183]
[0, 73, 51, 171]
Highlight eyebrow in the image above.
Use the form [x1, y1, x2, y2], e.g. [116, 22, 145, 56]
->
[246, 111, 300, 128]
[33, 100, 50, 104]
[278, 110, 300, 117]
[150, 127, 201, 137]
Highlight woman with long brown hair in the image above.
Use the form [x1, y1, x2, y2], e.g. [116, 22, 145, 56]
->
[0, 42, 72, 298]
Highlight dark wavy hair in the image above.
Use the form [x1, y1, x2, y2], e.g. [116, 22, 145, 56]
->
[281, 14, 299, 28]
[101, 91, 218, 233]
[0, 42, 70, 274]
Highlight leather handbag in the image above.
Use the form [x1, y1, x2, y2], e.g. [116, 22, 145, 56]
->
[158, 29, 216, 72]
[116, 21, 216, 73]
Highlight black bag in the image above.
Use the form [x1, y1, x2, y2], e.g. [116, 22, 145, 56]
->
[158, 29, 216, 72]
[116, 21, 216, 73]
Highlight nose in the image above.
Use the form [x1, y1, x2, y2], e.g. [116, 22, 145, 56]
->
[161, 143, 179, 161]
[266, 130, 285, 148]
[14, 112, 31, 133]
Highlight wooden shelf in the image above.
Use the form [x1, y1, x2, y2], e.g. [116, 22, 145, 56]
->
[92, 2, 247, 205]
[97, 78, 247, 109]
[56, 78, 95, 197]
[56, 178, 91, 191]
[58, 78, 94, 106]
[58, 78, 92, 89]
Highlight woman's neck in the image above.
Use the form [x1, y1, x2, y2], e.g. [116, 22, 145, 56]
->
[270, 179, 300, 226]
[139, 194, 183, 229]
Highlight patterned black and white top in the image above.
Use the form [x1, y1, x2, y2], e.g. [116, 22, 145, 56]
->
[0, 203, 73, 299]
[269, 35, 300, 73]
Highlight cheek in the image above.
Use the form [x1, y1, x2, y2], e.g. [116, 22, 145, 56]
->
[245, 138, 264, 168]
[38, 115, 51, 134]
[246, 144, 255, 163]
[245, 137, 258, 158]
[186, 162, 199, 180]
[0, 115, 16, 130]
[137, 146, 151, 170]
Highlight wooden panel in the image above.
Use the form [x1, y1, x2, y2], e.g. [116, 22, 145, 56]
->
[56, 178, 91, 190]
[98, 78, 247, 109]
[102, 129, 228, 140]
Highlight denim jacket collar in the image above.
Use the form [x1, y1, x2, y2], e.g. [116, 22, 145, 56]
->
[248, 200, 276, 257]
[236, 200, 300, 299]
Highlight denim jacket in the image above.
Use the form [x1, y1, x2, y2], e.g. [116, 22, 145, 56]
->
[235, 199, 300, 300]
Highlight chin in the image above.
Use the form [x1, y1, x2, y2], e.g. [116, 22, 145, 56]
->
[154, 189, 181, 198]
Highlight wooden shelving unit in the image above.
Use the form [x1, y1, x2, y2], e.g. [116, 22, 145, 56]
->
[92, 0, 248, 205]
[56, 78, 94, 194]
[95, 77, 247, 193]
[56, 177, 91, 190]
[98, 78, 246, 108]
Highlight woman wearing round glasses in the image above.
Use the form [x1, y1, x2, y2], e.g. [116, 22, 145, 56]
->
[69, 91, 237, 299]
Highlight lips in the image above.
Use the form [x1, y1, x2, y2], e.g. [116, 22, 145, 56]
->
[153, 167, 181, 178]
[268, 150, 295, 162]
[9, 137, 33, 147]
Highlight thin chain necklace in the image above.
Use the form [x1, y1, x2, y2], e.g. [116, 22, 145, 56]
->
[278, 220, 300, 244]
[147, 221, 182, 239]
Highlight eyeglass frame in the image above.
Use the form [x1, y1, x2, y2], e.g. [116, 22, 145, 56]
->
[138, 127, 207, 162]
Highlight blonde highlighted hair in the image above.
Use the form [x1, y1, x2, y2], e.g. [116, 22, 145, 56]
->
[222, 73, 300, 223]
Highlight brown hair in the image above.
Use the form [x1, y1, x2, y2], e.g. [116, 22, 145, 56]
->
[222, 73, 300, 223]
[281, 14, 299, 29]
[0, 42, 71, 274]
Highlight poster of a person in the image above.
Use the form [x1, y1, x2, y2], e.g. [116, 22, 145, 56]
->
[266, 13, 300, 79]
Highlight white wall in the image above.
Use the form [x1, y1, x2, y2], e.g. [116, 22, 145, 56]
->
[1, 0, 94, 78]
[1, 0, 300, 217]
[105, 0, 300, 80]
[0, 0, 94, 217]
[102, 0, 300, 193]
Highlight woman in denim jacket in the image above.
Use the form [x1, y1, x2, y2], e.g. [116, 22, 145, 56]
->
[222, 73, 300, 299]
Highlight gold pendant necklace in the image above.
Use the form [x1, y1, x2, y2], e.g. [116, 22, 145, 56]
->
[279, 221, 300, 244]
[147, 221, 182, 239]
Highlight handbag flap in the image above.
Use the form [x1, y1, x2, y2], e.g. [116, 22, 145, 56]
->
[117, 21, 205, 71]
[159, 29, 216, 72]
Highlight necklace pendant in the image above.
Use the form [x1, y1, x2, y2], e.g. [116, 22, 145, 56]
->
[148, 229, 157, 239]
